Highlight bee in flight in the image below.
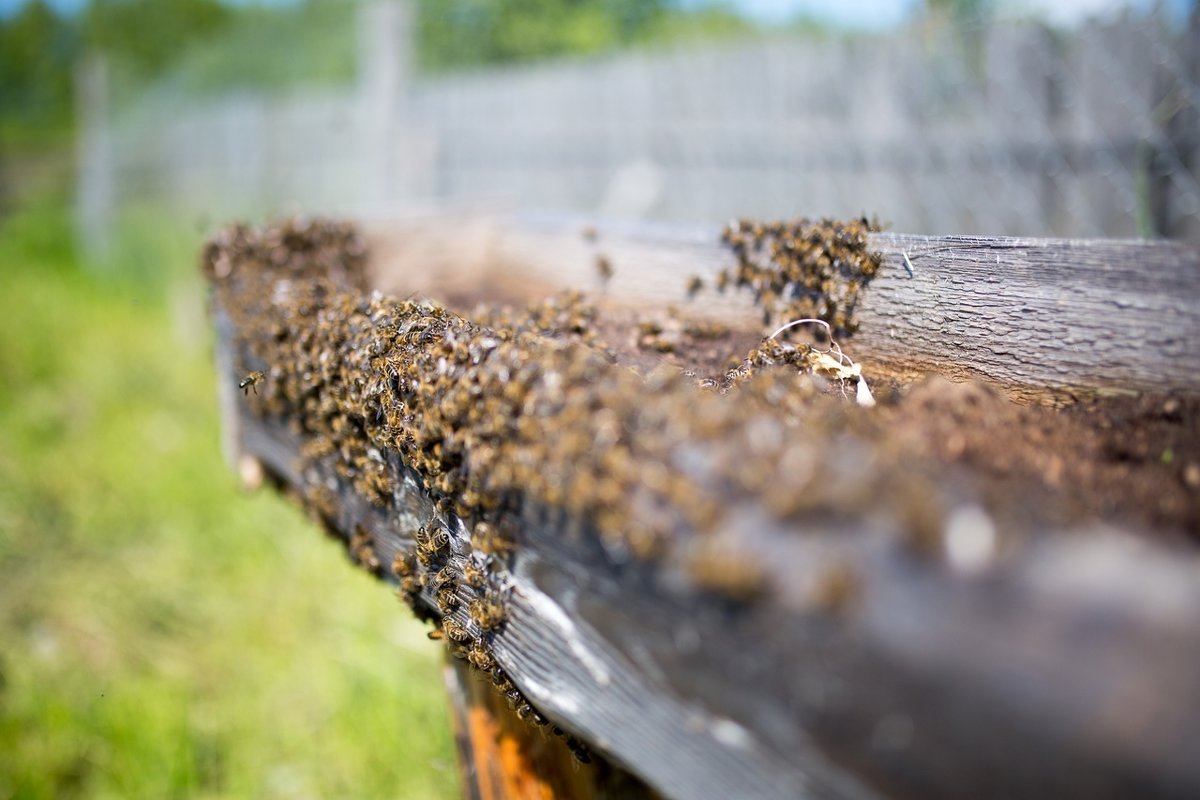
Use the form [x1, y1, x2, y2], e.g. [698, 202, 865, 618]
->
[239, 371, 265, 395]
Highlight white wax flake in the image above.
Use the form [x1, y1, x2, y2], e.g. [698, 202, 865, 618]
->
[810, 351, 861, 381]
[855, 376, 876, 408]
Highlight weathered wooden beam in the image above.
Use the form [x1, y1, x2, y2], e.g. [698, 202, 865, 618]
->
[366, 213, 1200, 396]
[223, 381, 1200, 800]
[443, 654, 653, 800]
[213, 218, 1200, 800]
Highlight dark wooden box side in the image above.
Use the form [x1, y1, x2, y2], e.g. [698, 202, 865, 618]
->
[215, 260, 1200, 800]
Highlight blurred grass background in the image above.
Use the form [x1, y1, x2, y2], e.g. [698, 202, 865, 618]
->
[0, 2, 830, 797]
[0, 188, 457, 798]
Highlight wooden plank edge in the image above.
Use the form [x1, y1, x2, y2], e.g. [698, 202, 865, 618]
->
[362, 212, 1200, 397]
[217, 317, 1200, 800]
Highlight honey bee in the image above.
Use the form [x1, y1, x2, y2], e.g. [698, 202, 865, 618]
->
[443, 617, 471, 643]
[565, 736, 592, 764]
[686, 545, 766, 602]
[812, 563, 860, 614]
[239, 370, 265, 395]
[593, 253, 615, 283]
[436, 587, 460, 614]
[416, 522, 452, 563]
[349, 529, 381, 573]
[472, 521, 512, 557]
[468, 596, 507, 631]
[390, 550, 415, 578]
[429, 527, 451, 552]
[686, 275, 704, 298]
[491, 670, 515, 693]
[462, 560, 487, 589]
[416, 532, 442, 562]
[467, 640, 496, 672]
[433, 565, 455, 588]
[514, 702, 547, 726]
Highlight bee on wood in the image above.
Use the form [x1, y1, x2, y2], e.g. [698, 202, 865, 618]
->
[637, 319, 664, 337]
[462, 560, 487, 589]
[812, 563, 860, 614]
[491, 670, 515, 693]
[239, 370, 265, 395]
[397, 575, 421, 598]
[686, 275, 704, 298]
[469, 596, 507, 631]
[472, 521, 513, 557]
[391, 550, 415, 578]
[350, 531, 381, 574]
[432, 565, 455, 588]
[515, 702, 547, 726]
[436, 587, 460, 614]
[686, 546, 767, 602]
[416, 522, 451, 563]
[429, 527, 451, 552]
[467, 640, 496, 672]
[565, 736, 592, 764]
[443, 617, 471, 643]
[595, 255, 614, 283]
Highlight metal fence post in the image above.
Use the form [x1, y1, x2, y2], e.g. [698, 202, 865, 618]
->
[1159, 5, 1200, 240]
[357, 0, 413, 216]
[75, 52, 114, 266]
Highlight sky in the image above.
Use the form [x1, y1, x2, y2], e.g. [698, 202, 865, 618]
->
[0, 0, 1189, 28]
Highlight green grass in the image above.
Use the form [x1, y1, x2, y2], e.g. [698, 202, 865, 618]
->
[0, 196, 456, 799]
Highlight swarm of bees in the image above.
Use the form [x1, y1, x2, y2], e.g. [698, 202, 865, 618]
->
[204, 216, 951, 757]
[634, 308, 731, 356]
[204, 215, 938, 580]
[473, 290, 609, 351]
[711, 216, 884, 338]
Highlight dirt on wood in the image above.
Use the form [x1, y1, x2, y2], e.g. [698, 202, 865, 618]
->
[204, 217, 1199, 562]
[204, 217, 1198, 774]
[439, 286, 1199, 545]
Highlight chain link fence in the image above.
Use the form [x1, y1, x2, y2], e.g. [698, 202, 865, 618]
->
[78, 1, 1200, 253]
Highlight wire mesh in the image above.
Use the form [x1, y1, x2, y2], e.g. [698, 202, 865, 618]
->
[87, 1, 1200, 240]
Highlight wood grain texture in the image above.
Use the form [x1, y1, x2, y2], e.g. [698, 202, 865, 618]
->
[443, 655, 653, 800]
[222, 328, 1200, 800]
[222, 219, 1200, 800]
[366, 213, 1200, 396]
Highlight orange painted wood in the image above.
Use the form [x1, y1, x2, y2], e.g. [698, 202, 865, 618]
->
[443, 656, 654, 800]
